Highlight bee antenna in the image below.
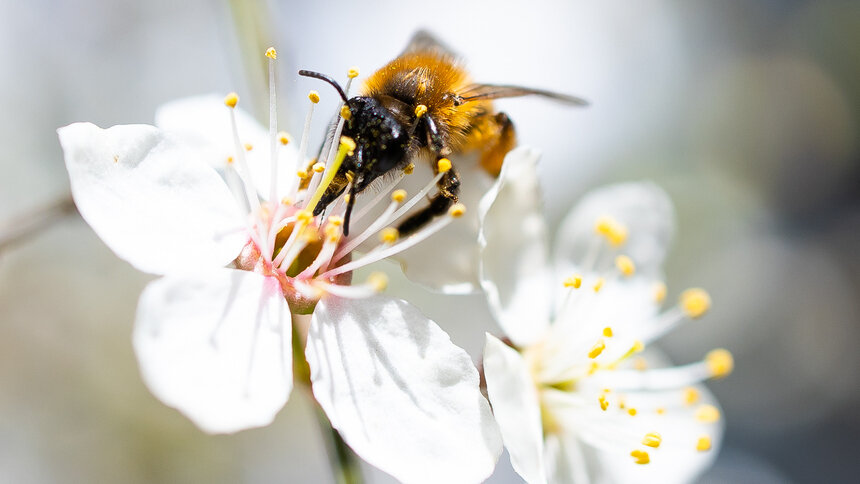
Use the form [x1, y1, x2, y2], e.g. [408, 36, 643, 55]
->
[298, 70, 349, 103]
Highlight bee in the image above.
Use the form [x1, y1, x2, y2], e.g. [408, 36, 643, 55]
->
[300, 31, 586, 235]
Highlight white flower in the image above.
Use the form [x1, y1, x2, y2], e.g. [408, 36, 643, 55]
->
[57, 54, 502, 483]
[478, 150, 732, 484]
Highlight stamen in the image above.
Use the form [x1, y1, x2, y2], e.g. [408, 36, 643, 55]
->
[437, 158, 452, 173]
[615, 255, 635, 277]
[563, 274, 583, 288]
[311, 272, 387, 299]
[224, 92, 265, 251]
[593, 278, 604, 292]
[349, 173, 407, 225]
[333, 198, 401, 261]
[680, 288, 711, 319]
[266, 46, 279, 203]
[696, 436, 712, 451]
[694, 405, 721, 423]
[588, 339, 606, 359]
[684, 387, 700, 405]
[630, 450, 650, 465]
[414, 104, 428, 117]
[404, 163, 415, 175]
[595, 215, 628, 247]
[642, 433, 662, 448]
[340, 105, 352, 120]
[653, 281, 667, 304]
[305, 136, 353, 214]
[705, 348, 734, 378]
[598, 394, 608, 410]
[627, 408, 637, 416]
[347, 66, 360, 79]
[603, 327, 613, 337]
[379, 227, 399, 244]
[297, 225, 341, 279]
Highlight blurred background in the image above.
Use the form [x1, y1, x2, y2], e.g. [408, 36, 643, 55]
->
[1, 0, 858, 482]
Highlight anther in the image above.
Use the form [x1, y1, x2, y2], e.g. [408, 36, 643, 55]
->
[379, 227, 399, 244]
[404, 163, 415, 175]
[563, 275, 582, 288]
[437, 158, 452, 173]
[653, 281, 667, 304]
[296, 210, 314, 224]
[313, 162, 326, 173]
[415, 104, 428, 118]
[603, 326, 613, 337]
[340, 136, 356, 152]
[696, 436, 712, 452]
[308, 90, 321, 104]
[695, 404, 721, 423]
[680, 288, 711, 318]
[347, 67, 360, 79]
[367, 272, 387, 292]
[244, 143, 254, 152]
[684, 387, 700, 405]
[598, 395, 609, 411]
[630, 450, 650, 465]
[265, 47, 277, 59]
[705, 348, 734, 378]
[224, 92, 239, 108]
[656, 407, 666, 415]
[297, 169, 309, 179]
[448, 203, 466, 218]
[324, 223, 341, 242]
[328, 216, 344, 227]
[587, 362, 599, 375]
[391, 189, 407, 203]
[227, 156, 234, 164]
[340, 105, 352, 120]
[593, 278, 604, 293]
[595, 215, 628, 246]
[628, 408, 638, 416]
[615, 255, 636, 277]
[278, 131, 290, 145]
[588, 339, 606, 359]
[642, 432, 662, 448]
[633, 357, 647, 370]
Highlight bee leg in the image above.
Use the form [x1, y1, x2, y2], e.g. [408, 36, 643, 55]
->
[397, 162, 461, 237]
[477, 112, 517, 177]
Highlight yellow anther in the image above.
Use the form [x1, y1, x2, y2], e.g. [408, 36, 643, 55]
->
[449, 203, 466, 218]
[656, 407, 666, 415]
[224, 92, 239, 108]
[630, 450, 650, 465]
[344, 194, 351, 203]
[598, 395, 609, 411]
[265, 47, 277, 59]
[324, 223, 341, 242]
[628, 408, 638, 416]
[226, 156, 234, 164]
[602, 388, 611, 393]
[705, 348, 734, 379]
[587, 361, 599, 375]
[244, 143, 254, 152]
[632, 340, 644, 353]
[367, 272, 388, 292]
[403, 163, 415, 175]
[308, 90, 321, 104]
[379, 227, 399, 244]
[696, 435, 712, 452]
[313, 162, 326, 173]
[280, 196, 293, 206]
[684, 387, 700, 405]
[340, 105, 352, 120]
[296, 210, 314, 224]
[347, 66, 360, 79]
[340, 136, 356, 152]
[297, 169, 309, 179]
[588, 339, 606, 359]
[642, 432, 662, 448]
[563, 275, 582, 289]
[278, 131, 290, 145]
[414, 104, 428, 118]
[680, 288, 711, 319]
[695, 404, 721, 423]
[594, 215, 628, 246]
[345, 172, 354, 183]
[593, 277, 604, 293]
[653, 281, 667, 304]
[328, 216, 344, 227]
[391, 189, 407, 203]
[437, 158, 452, 173]
[633, 357, 647, 370]
[615, 255, 636, 277]
[603, 326, 613, 337]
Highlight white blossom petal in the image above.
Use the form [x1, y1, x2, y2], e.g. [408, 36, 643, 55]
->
[479, 147, 552, 345]
[58, 122, 246, 275]
[133, 268, 292, 434]
[554, 182, 674, 280]
[483, 334, 547, 484]
[544, 433, 592, 484]
[306, 295, 502, 484]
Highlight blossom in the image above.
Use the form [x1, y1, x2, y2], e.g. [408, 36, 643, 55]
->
[58, 51, 502, 483]
[478, 150, 732, 483]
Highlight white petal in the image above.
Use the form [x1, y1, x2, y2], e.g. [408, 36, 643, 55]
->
[554, 182, 674, 279]
[155, 95, 300, 198]
[479, 147, 552, 345]
[133, 268, 292, 434]
[483, 334, 547, 484]
[58, 122, 246, 275]
[306, 295, 502, 484]
[544, 433, 592, 484]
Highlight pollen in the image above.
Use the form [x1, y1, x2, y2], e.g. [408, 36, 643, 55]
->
[588, 339, 606, 359]
[339, 136, 356, 152]
[705, 348, 734, 378]
[595, 215, 628, 246]
[628, 408, 638, 416]
[642, 432, 662, 448]
[414, 104, 428, 117]
[328, 216, 344, 227]
[340, 105, 352, 120]
[563, 275, 582, 288]
[684, 387, 700, 405]
[615, 255, 636, 277]
[296, 210, 314, 224]
[379, 227, 399, 244]
[347, 66, 360, 79]
[404, 163, 415, 175]
[598, 395, 609, 411]
[417, 81, 427, 95]
[391, 189, 407, 202]
[313, 162, 326, 173]
[367, 272, 388, 292]
[593, 277, 604, 293]
[244, 143, 254, 152]
[308, 90, 321, 104]
[696, 435, 712, 452]
[695, 404, 721, 423]
[278, 131, 290, 145]
[265, 47, 277, 59]
[437, 158, 452, 173]
[297, 169, 309, 179]
[603, 326, 613, 337]
[224, 92, 239, 108]
[587, 362, 599, 375]
[653, 281, 667, 304]
[449, 203, 466, 218]
[680, 288, 711, 318]
[630, 450, 650, 465]
[324, 223, 341, 242]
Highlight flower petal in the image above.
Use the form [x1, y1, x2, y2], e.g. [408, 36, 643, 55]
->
[133, 268, 292, 434]
[554, 182, 674, 279]
[483, 334, 547, 484]
[479, 147, 552, 345]
[306, 295, 502, 484]
[58, 122, 246, 274]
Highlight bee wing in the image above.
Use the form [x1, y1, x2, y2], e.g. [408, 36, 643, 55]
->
[402, 30, 459, 58]
[458, 84, 589, 106]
